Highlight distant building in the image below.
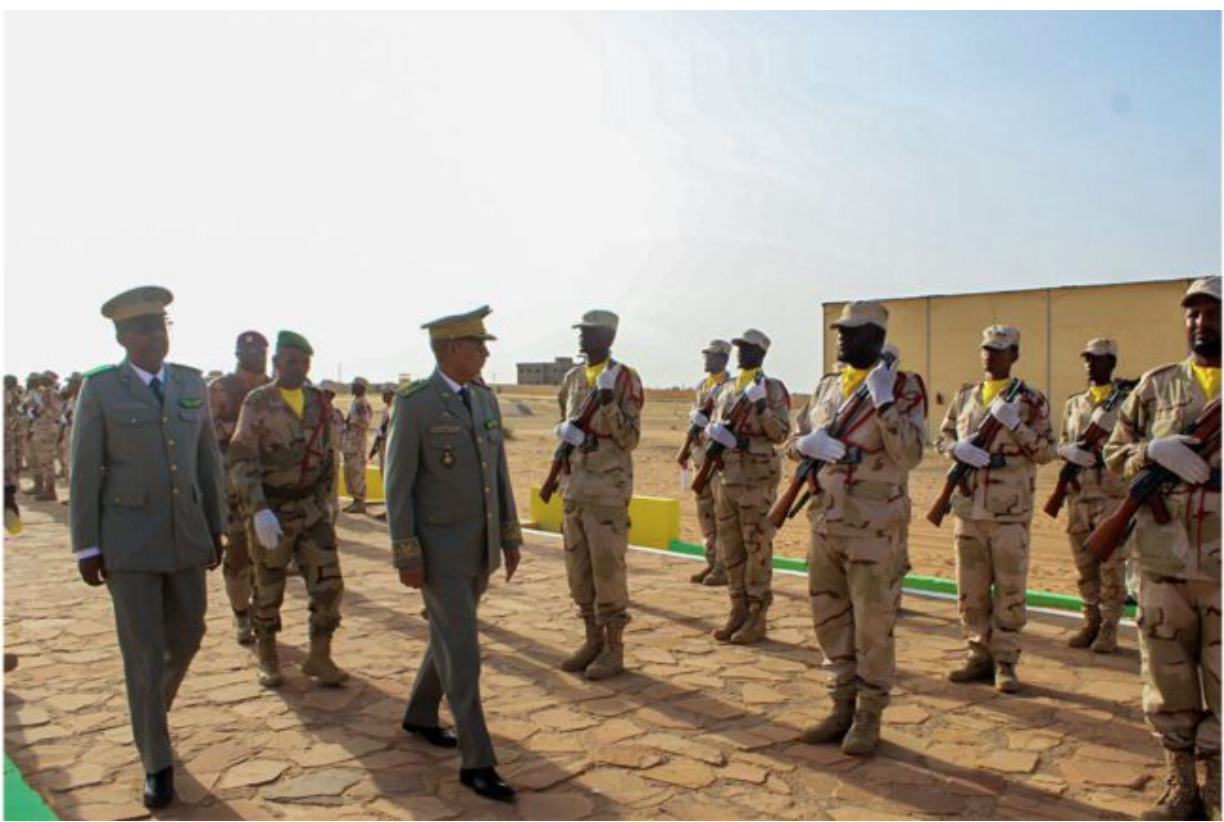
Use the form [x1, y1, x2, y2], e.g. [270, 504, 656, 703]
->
[517, 357, 575, 386]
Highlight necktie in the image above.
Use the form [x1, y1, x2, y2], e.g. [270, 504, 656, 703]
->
[458, 386, 472, 412]
[149, 376, 164, 406]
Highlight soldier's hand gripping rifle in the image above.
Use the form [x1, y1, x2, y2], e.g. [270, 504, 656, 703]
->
[1042, 379, 1138, 518]
[927, 378, 1025, 527]
[768, 353, 896, 529]
[677, 392, 718, 468]
[1085, 398, 1220, 563]
[369, 417, 389, 460]
[690, 385, 757, 496]
[540, 387, 602, 504]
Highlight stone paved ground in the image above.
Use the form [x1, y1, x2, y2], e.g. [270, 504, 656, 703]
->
[6, 496, 1166, 821]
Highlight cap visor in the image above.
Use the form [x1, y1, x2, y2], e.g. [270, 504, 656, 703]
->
[831, 318, 871, 329]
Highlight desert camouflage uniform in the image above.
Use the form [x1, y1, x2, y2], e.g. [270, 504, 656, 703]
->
[711, 373, 790, 615]
[4, 386, 21, 486]
[327, 404, 344, 518]
[1059, 388, 1129, 629]
[691, 373, 729, 576]
[558, 362, 644, 629]
[1104, 360, 1220, 760]
[28, 386, 63, 497]
[228, 384, 343, 639]
[209, 370, 270, 617]
[937, 381, 1055, 665]
[342, 396, 373, 503]
[57, 392, 75, 480]
[788, 368, 927, 711]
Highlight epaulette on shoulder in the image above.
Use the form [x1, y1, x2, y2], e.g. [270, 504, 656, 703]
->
[84, 364, 117, 378]
[1141, 362, 1180, 382]
[396, 379, 428, 399]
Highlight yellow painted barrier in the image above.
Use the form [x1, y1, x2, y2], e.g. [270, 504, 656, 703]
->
[338, 466, 385, 502]
[528, 486, 680, 550]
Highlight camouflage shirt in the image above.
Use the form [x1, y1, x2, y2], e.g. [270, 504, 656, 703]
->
[557, 362, 644, 507]
[689, 373, 729, 469]
[1058, 386, 1128, 504]
[207, 370, 270, 454]
[30, 386, 63, 435]
[708, 372, 791, 487]
[342, 396, 373, 456]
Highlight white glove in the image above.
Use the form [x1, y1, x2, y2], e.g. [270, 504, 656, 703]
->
[744, 381, 767, 403]
[953, 440, 991, 468]
[865, 360, 897, 407]
[253, 509, 283, 550]
[797, 428, 846, 463]
[555, 421, 585, 447]
[689, 409, 710, 429]
[1148, 435, 1210, 485]
[1058, 443, 1096, 468]
[1089, 406, 1116, 432]
[707, 423, 738, 449]
[989, 397, 1022, 431]
[595, 367, 618, 391]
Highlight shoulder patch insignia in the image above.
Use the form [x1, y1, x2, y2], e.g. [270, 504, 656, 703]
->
[84, 364, 117, 378]
[177, 397, 203, 409]
[484, 418, 500, 430]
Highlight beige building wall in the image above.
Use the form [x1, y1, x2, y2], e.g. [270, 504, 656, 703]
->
[823, 277, 1195, 438]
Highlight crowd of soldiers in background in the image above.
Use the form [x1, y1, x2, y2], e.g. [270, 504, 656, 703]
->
[4, 370, 84, 502]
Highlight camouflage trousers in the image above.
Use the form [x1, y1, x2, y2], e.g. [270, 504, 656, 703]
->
[809, 525, 907, 711]
[716, 481, 777, 608]
[954, 518, 1030, 664]
[57, 425, 71, 480]
[695, 471, 724, 572]
[28, 427, 59, 491]
[1067, 497, 1128, 624]
[222, 490, 254, 616]
[247, 504, 344, 637]
[563, 501, 630, 628]
[343, 449, 367, 503]
[1138, 572, 1220, 755]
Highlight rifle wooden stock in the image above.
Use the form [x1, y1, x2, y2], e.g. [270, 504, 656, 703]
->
[1042, 380, 1137, 519]
[539, 388, 601, 504]
[769, 458, 814, 529]
[1085, 398, 1220, 562]
[691, 391, 755, 496]
[677, 393, 718, 467]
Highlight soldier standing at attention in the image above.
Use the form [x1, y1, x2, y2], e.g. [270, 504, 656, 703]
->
[555, 310, 643, 680]
[937, 325, 1054, 694]
[1058, 338, 1129, 654]
[342, 377, 373, 514]
[4, 376, 22, 489]
[228, 332, 347, 689]
[207, 331, 271, 645]
[385, 306, 521, 802]
[1105, 277, 1221, 820]
[704, 330, 790, 645]
[58, 373, 82, 482]
[684, 339, 731, 586]
[377, 387, 395, 474]
[322, 386, 344, 523]
[29, 371, 63, 501]
[69, 286, 225, 809]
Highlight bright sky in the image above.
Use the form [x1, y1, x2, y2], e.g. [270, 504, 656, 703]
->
[6, 11, 1220, 390]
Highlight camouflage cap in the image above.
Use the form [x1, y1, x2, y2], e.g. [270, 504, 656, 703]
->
[1082, 337, 1118, 358]
[101, 285, 173, 323]
[831, 300, 889, 331]
[422, 305, 497, 341]
[1182, 276, 1221, 306]
[732, 329, 771, 352]
[573, 309, 619, 331]
[276, 330, 313, 355]
[237, 330, 269, 349]
[702, 339, 732, 355]
[981, 325, 1021, 350]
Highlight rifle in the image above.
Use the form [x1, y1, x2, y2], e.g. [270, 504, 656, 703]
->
[691, 380, 759, 496]
[1085, 398, 1220, 563]
[677, 391, 719, 468]
[540, 386, 602, 504]
[768, 353, 896, 529]
[927, 378, 1026, 527]
[369, 418, 389, 460]
[1042, 379, 1138, 518]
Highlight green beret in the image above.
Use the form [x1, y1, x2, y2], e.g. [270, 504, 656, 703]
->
[276, 330, 314, 355]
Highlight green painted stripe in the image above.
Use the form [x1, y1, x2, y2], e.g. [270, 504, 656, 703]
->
[665, 540, 1137, 618]
[5, 755, 58, 821]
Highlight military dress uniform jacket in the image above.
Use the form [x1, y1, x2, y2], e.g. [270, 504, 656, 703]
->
[1104, 361, 1220, 582]
[69, 360, 226, 573]
[787, 369, 927, 538]
[385, 371, 522, 577]
[557, 363, 644, 507]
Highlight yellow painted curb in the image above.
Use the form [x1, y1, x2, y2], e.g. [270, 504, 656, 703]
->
[338, 465, 385, 502]
[529, 486, 680, 550]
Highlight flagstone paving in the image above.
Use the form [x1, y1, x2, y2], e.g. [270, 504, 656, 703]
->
[6, 497, 1166, 820]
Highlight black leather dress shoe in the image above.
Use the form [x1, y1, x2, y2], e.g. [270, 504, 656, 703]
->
[460, 766, 515, 802]
[143, 766, 174, 809]
[402, 721, 459, 749]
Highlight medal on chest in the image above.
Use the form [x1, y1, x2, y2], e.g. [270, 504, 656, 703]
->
[441, 449, 456, 468]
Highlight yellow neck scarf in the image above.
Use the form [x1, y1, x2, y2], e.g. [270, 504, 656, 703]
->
[840, 366, 871, 398]
[584, 359, 609, 387]
[735, 368, 761, 392]
[1191, 361, 1221, 399]
[279, 386, 305, 418]
[704, 372, 728, 391]
[1089, 383, 1111, 404]
[981, 378, 1010, 405]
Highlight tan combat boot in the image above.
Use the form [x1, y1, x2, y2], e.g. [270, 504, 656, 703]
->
[713, 598, 748, 642]
[730, 604, 768, 645]
[947, 654, 994, 684]
[1091, 621, 1118, 654]
[703, 565, 728, 586]
[1068, 606, 1101, 648]
[34, 481, 56, 502]
[343, 499, 366, 514]
[1202, 754, 1220, 822]
[560, 615, 603, 672]
[995, 662, 1020, 694]
[689, 559, 713, 584]
[1141, 749, 1201, 820]
[584, 623, 624, 681]
[256, 635, 283, 688]
[302, 633, 348, 686]
[800, 699, 855, 745]
[841, 706, 882, 756]
[233, 612, 255, 646]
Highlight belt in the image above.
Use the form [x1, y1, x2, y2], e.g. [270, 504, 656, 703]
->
[264, 485, 316, 503]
